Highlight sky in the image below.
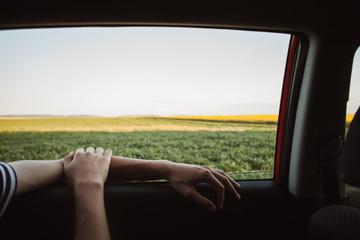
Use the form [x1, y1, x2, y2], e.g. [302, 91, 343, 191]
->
[0, 27, 358, 117]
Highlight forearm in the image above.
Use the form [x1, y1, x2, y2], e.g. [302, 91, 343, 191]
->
[73, 182, 110, 240]
[108, 156, 173, 182]
[9, 159, 64, 196]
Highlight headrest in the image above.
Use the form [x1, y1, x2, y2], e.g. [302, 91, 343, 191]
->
[339, 107, 360, 187]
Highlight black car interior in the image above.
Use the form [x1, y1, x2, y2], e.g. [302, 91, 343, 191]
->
[308, 107, 360, 240]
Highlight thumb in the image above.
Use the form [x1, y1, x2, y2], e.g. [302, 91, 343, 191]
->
[63, 151, 75, 166]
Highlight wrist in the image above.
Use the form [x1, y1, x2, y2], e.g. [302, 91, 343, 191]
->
[73, 180, 104, 194]
[158, 160, 177, 181]
[73, 182, 104, 208]
[58, 159, 67, 182]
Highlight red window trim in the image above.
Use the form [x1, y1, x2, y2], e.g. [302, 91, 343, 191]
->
[275, 35, 298, 182]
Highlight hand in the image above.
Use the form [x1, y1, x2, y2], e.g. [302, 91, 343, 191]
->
[63, 147, 112, 189]
[166, 162, 241, 212]
[63, 147, 112, 240]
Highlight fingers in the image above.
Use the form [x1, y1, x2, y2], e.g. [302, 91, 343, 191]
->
[93, 147, 112, 162]
[95, 147, 104, 155]
[201, 171, 225, 210]
[104, 149, 112, 158]
[214, 169, 241, 189]
[184, 188, 216, 212]
[63, 151, 75, 165]
[201, 167, 241, 200]
[76, 148, 85, 154]
[65, 151, 75, 159]
[212, 170, 241, 200]
[169, 164, 241, 212]
[86, 147, 95, 153]
[195, 166, 241, 211]
[79, 147, 110, 158]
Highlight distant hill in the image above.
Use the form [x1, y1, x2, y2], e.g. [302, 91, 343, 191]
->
[0, 114, 99, 118]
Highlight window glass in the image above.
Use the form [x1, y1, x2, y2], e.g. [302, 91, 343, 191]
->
[345, 47, 360, 197]
[0, 27, 290, 180]
[347, 47, 360, 125]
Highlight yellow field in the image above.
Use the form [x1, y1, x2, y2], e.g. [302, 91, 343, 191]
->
[346, 114, 355, 123]
[173, 114, 356, 123]
[0, 115, 355, 132]
[170, 115, 279, 122]
[0, 115, 277, 132]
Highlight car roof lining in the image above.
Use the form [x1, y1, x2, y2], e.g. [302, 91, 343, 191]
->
[1, 1, 360, 38]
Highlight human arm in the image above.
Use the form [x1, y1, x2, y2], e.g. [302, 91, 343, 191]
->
[8, 153, 74, 196]
[63, 147, 112, 240]
[108, 156, 241, 212]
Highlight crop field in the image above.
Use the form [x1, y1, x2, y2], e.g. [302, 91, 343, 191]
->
[0, 115, 354, 180]
[0, 116, 277, 132]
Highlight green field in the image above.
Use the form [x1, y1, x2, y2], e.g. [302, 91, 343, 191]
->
[0, 117, 277, 179]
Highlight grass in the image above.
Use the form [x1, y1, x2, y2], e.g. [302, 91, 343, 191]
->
[0, 115, 354, 180]
[0, 130, 276, 179]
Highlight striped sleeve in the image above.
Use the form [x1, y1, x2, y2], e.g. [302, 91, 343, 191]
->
[0, 162, 17, 219]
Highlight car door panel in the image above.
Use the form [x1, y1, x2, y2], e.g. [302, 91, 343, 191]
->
[0, 180, 285, 240]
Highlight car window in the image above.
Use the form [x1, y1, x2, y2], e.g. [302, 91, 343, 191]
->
[0, 27, 290, 180]
[347, 47, 360, 126]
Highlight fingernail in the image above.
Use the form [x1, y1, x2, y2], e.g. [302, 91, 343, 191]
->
[209, 204, 216, 212]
